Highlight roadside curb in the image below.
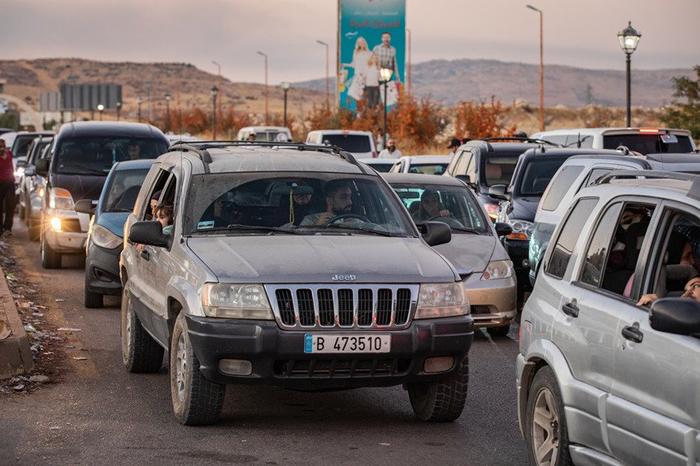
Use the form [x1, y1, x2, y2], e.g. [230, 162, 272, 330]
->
[0, 264, 34, 379]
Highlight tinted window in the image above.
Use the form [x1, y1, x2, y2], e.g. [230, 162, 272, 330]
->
[603, 134, 693, 154]
[541, 165, 584, 211]
[321, 134, 371, 153]
[103, 169, 150, 212]
[367, 163, 393, 173]
[408, 163, 448, 175]
[547, 198, 598, 279]
[580, 203, 623, 287]
[482, 156, 518, 187]
[55, 137, 168, 176]
[518, 158, 568, 196]
[11, 135, 37, 159]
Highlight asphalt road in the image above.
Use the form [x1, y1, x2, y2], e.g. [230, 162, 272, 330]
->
[0, 220, 528, 465]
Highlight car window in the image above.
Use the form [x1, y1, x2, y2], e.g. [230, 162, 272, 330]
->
[450, 150, 471, 176]
[579, 202, 623, 288]
[103, 169, 150, 213]
[55, 137, 168, 176]
[583, 168, 616, 187]
[547, 198, 598, 279]
[141, 168, 171, 221]
[541, 165, 584, 211]
[602, 134, 694, 154]
[543, 135, 568, 146]
[320, 134, 371, 153]
[517, 158, 568, 196]
[409, 163, 448, 175]
[482, 156, 518, 187]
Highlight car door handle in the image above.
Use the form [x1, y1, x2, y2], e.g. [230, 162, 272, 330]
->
[140, 249, 150, 261]
[621, 324, 643, 343]
[562, 301, 579, 318]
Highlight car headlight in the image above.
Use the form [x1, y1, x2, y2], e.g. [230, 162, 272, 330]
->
[200, 283, 274, 319]
[506, 219, 533, 241]
[415, 283, 470, 319]
[91, 224, 122, 249]
[48, 187, 75, 210]
[481, 260, 514, 280]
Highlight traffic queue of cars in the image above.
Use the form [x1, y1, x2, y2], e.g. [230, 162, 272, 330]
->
[10, 121, 699, 465]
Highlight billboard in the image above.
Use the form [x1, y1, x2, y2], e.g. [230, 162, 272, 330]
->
[338, 0, 405, 111]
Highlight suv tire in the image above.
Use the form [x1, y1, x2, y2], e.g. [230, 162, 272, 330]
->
[170, 313, 225, 426]
[40, 232, 62, 269]
[525, 367, 573, 466]
[121, 287, 163, 373]
[407, 356, 468, 422]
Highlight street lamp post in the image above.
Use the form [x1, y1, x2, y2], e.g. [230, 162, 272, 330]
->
[379, 67, 394, 148]
[97, 104, 104, 121]
[526, 4, 544, 131]
[316, 40, 330, 110]
[165, 93, 171, 131]
[116, 101, 122, 121]
[617, 21, 641, 127]
[136, 97, 142, 123]
[211, 85, 218, 140]
[280, 82, 290, 128]
[257, 51, 269, 125]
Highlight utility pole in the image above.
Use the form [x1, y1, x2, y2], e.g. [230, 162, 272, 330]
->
[316, 40, 330, 110]
[257, 51, 269, 125]
[526, 4, 545, 131]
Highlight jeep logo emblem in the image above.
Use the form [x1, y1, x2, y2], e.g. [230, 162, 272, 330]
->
[331, 274, 357, 281]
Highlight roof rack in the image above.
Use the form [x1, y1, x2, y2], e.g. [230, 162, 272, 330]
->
[481, 136, 560, 147]
[596, 170, 700, 186]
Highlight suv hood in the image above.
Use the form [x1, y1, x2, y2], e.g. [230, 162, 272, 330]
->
[187, 235, 458, 284]
[434, 234, 496, 276]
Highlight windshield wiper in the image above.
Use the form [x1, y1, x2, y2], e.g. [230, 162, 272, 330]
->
[195, 224, 303, 234]
[322, 223, 405, 237]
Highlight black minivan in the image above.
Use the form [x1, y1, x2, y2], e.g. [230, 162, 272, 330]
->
[36, 122, 169, 269]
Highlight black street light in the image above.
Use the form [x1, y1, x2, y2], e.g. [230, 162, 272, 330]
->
[136, 96, 143, 123]
[211, 85, 218, 140]
[617, 21, 641, 127]
[280, 82, 290, 128]
[116, 101, 122, 121]
[165, 93, 171, 131]
[97, 104, 104, 121]
[379, 67, 394, 148]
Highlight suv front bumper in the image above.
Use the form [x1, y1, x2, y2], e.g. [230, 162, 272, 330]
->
[186, 315, 474, 390]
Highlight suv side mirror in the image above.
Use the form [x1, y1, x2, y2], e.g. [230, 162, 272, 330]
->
[418, 221, 451, 247]
[35, 159, 49, 177]
[494, 222, 513, 237]
[489, 184, 509, 200]
[75, 199, 96, 215]
[129, 221, 169, 248]
[650, 298, 700, 336]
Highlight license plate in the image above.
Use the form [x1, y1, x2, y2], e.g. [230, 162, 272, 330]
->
[304, 334, 391, 354]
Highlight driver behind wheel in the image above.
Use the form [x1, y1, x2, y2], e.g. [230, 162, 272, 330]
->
[300, 180, 354, 226]
[412, 190, 450, 222]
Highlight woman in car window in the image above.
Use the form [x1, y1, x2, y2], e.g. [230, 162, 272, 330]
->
[412, 190, 450, 222]
[637, 276, 700, 306]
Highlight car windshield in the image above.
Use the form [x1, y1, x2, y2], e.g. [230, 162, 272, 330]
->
[391, 183, 489, 234]
[12, 135, 38, 159]
[482, 156, 518, 187]
[408, 163, 448, 175]
[55, 137, 168, 176]
[103, 168, 150, 212]
[321, 134, 371, 153]
[603, 134, 694, 154]
[184, 172, 415, 237]
[517, 158, 568, 196]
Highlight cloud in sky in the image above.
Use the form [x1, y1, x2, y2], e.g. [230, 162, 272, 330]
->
[2, 0, 698, 84]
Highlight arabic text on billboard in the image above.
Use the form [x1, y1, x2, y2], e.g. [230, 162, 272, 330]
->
[338, 0, 405, 112]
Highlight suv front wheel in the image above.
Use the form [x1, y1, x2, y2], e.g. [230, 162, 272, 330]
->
[170, 312, 225, 425]
[407, 356, 469, 422]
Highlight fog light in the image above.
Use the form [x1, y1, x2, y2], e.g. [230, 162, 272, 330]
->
[50, 217, 62, 232]
[218, 359, 252, 376]
[423, 356, 454, 374]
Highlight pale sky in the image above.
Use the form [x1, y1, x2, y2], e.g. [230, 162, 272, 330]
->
[2, 0, 698, 84]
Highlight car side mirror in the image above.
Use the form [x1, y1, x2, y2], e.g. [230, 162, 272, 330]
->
[650, 298, 700, 336]
[418, 221, 451, 247]
[489, 184, 509, 200]
[24, 166, 36, 177]
[129, 221, 169, 248]
[494, 222, 513, 237]
[35, 159, 49, 177]
[75, 199, 96, 215]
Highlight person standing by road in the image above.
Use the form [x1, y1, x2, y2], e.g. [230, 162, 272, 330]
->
[378, 139, 402, 159]
[0, 139, 15, 236]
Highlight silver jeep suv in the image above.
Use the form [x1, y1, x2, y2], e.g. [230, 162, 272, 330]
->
[517, 171, 700, 466]
[120, 142, 474, 425]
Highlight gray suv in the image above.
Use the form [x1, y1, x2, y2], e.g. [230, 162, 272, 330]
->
[517, 171, 700, 465]
[120, 142, 474, 425]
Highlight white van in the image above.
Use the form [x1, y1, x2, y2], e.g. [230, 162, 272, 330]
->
[236, 126, 292, 142]
[530, 127, 696, 154]
[305, 130, 377, 158]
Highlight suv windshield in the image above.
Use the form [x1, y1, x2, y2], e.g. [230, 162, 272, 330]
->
[103, 168, 150, 212]
[391, 183, 488, 234]
[517, 158, 569, 196]
[321, 134, 371, 153]
[55, 137, 168, 176]
[184, 172, 415, 237]
[603, 134, 693, 154]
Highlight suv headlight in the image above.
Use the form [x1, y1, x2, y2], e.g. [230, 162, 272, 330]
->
[49, 187, 75, 211]
[481, 260, 514, 280]
[415, 283, 470, 319]
[91, 224, 122, 249]
[506, 219, 533, 241]
[200, 283, 274, 319]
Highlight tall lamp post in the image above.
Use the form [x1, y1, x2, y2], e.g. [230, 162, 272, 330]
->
[164, 93, 171, 132]
[316, 40, 330, 110]
[97, 104, 104, 121]
[256, 51, 269, 125]
[617, 21, 641, 127]
[116, 101, 122, 121]
[379, 67, 393, 148]
[526, 4, 544, 131]
[136, 96, 142, 123]
[211, 85, 218, 140]
[280, 82, 290, 128]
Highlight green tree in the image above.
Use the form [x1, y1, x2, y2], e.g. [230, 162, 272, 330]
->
[663, 65, 700, 139]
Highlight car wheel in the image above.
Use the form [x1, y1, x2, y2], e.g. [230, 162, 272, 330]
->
[525, 367, 573, 466]
[170, 312, 225, 426]
[40, 232, 62, 269]
[489, 324, 511, 338]
[120, 286, 164, 373]
[407, 356, 468, 422]
[84, 273, 103, 308]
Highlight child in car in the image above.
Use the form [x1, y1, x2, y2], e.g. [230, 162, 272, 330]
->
[637, 276, 700, 306]
[155, 204, 174, 235]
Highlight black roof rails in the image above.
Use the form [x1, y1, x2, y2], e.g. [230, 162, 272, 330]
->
[596, 170, 700, 186]
[481, 136, 560, 147]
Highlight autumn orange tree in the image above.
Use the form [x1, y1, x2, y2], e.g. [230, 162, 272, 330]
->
[452, 100, 515, 139]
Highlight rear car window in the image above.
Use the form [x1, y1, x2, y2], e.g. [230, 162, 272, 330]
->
[482, 156, 518, 187]
[103, 168, 150, 212]
[603, 134, 693, 154]
[321, 134, 371, 153]
[517, 158, 569, 196]
[541, 165, 584, 211]
[408, 163, 448, 175]
[547, 198, 599, 279]
[55, 137, 168, 176]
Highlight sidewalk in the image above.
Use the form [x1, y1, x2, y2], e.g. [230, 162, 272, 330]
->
[0, 253, 34, 379]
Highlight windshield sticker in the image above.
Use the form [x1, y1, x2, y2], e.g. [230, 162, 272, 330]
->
[197, 220, 215, 230]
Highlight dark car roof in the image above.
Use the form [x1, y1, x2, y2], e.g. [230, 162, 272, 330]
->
[381, 173, 466, 187]
[57, 121, 166, 140]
